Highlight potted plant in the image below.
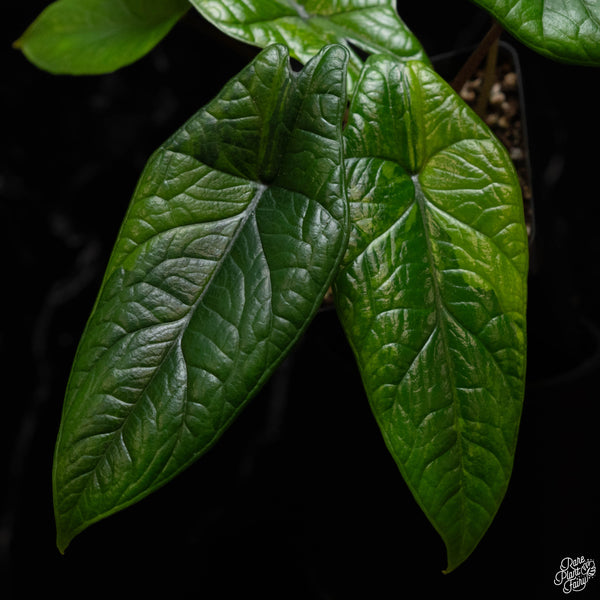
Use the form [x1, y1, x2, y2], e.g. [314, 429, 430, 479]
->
[7, 0, 599, 595]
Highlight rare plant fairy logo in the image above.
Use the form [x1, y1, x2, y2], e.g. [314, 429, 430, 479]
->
[554, 556, 596, 593]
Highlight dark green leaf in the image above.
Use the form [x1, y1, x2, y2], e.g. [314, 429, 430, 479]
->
[53, 43, 349, 551]
[334, 57, 528, 571]
[14, 0, 190, 74]
[472, 0, 600, 65]
[190, 0, 428, 86]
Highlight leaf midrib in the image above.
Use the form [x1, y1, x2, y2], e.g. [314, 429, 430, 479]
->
[412, 173, 468, 543]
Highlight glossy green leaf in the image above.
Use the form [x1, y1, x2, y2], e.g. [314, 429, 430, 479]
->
[189, 0, 428, 86]
[14, 0, 190, 74]
[471, 0, 600, 65]
[334, 57, 528, 571]
[53, 43, 349, 552]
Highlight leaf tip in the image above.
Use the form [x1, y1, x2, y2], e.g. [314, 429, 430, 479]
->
[55, 508, 77, 555]
[56, 527, 73, 555]
[441, 536, 478, 574]
[441, 562, 458, 575]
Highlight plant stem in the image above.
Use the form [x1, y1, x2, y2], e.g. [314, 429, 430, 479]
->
[475, 34, 499, 118]
[451, 20, 503, 95]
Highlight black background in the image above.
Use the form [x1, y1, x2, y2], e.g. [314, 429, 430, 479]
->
[2, 3, 599, 598]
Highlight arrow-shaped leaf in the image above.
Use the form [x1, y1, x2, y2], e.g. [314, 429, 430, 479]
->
[190, 0, 428, 86]
[53, 43, 349, 552]
[472, 0, 600, 65]
[334, 57, 528, 572]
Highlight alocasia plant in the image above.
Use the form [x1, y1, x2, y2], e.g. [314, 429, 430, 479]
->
[14, 0, 600, 573]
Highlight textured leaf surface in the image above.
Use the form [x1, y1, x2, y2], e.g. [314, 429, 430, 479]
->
[334, 57, 528, 571]
[14, 0, 190, 74]
[53, 44, 348, 551]
[472, 0, 600, 65]
[189, 0, 428, 86]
